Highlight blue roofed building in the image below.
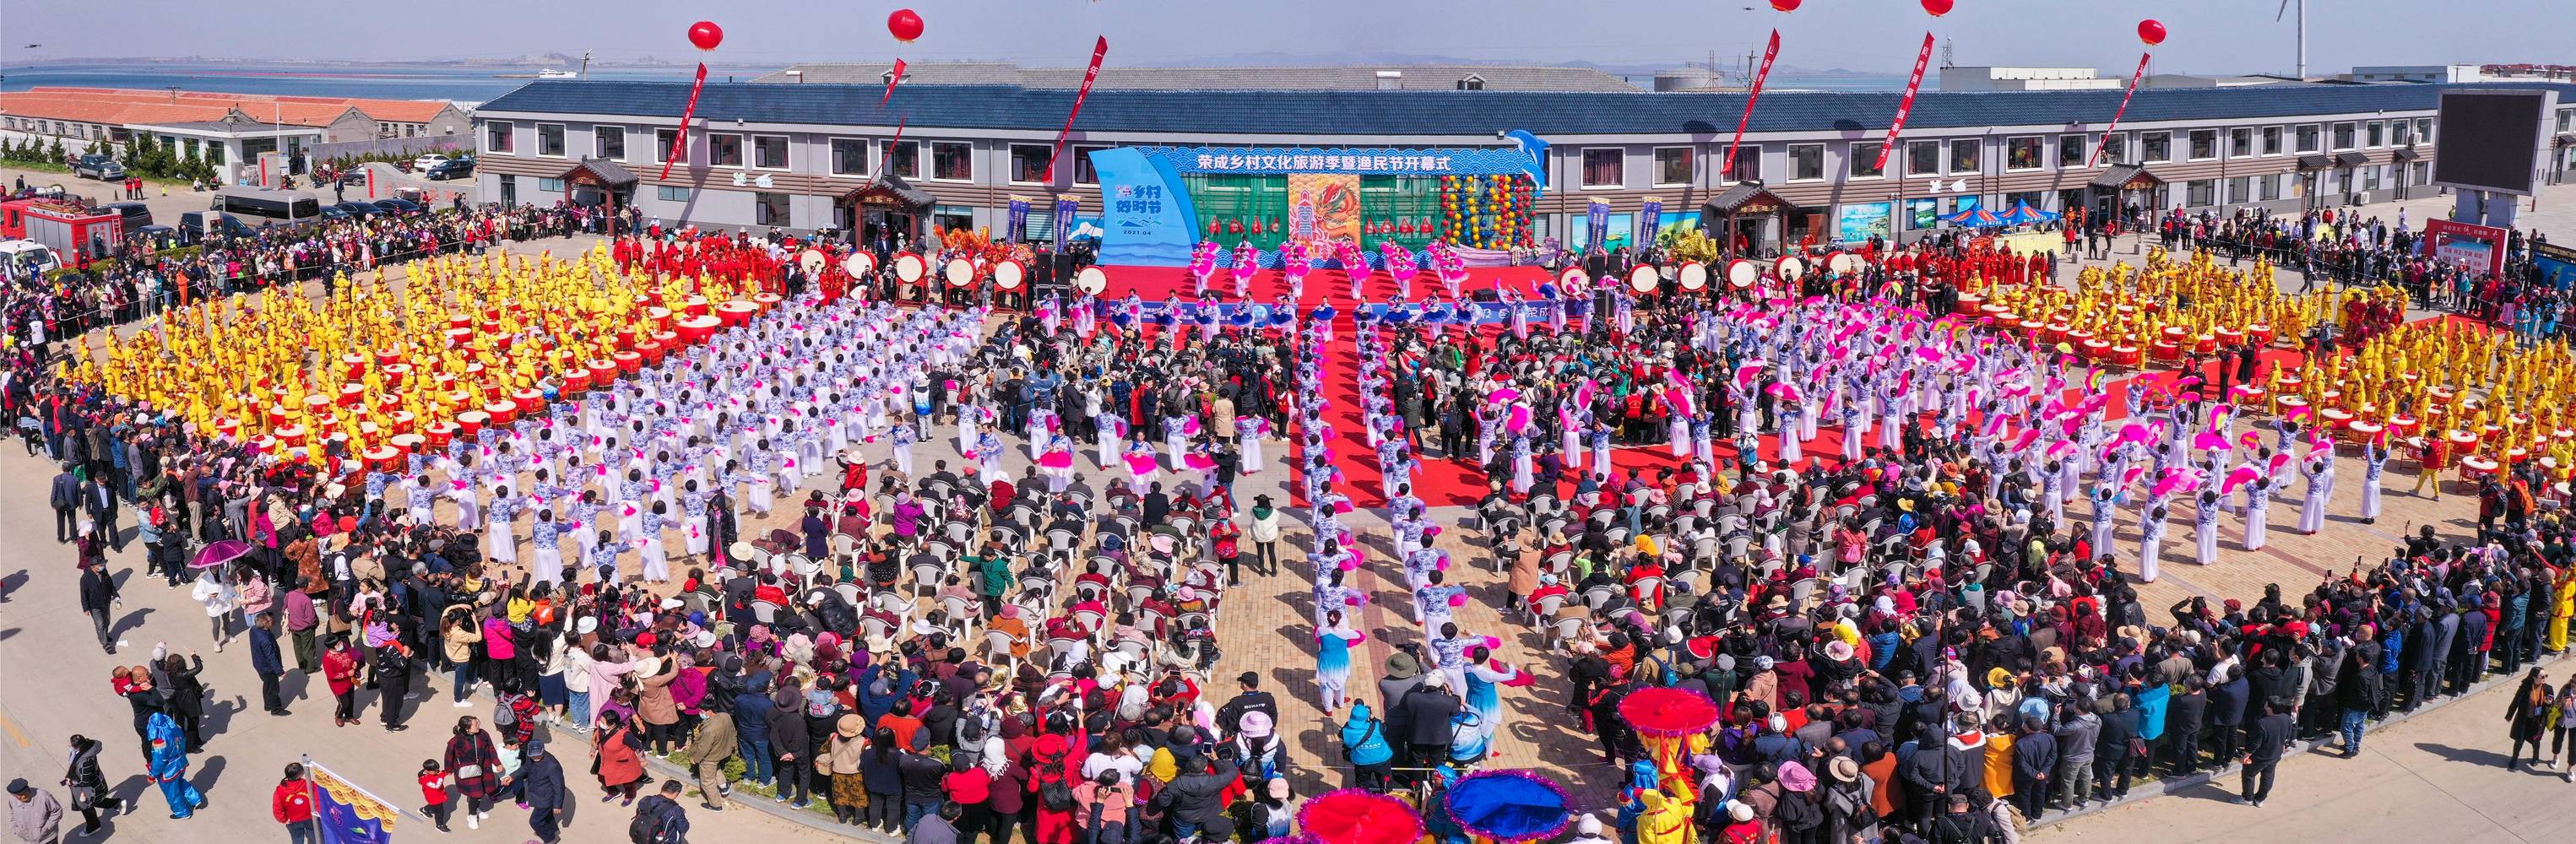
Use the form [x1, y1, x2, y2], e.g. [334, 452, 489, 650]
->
[467, 72, 2576, 254]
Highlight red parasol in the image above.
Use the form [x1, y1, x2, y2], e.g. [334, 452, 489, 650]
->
[1617, 686, 1722, 738]
[1298, 790, 1423, 844]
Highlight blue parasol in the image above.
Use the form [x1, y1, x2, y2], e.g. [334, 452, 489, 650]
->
[1443, 770, 1572, 844]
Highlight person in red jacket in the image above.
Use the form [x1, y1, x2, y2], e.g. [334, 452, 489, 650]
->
[274, 763, 317, 844]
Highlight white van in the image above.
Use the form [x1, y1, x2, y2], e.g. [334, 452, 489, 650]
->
[0, 240, 61, 276]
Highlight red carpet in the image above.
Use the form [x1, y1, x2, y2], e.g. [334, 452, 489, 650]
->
[1098, 264, 1559, 304]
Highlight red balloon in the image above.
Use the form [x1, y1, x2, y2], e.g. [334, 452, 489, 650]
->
[2137, 19, 2167, 46]
[1770, 0, 1800, 10]
[1921, 0, 1952, 16]
[887, 8, 925, 43]
[686, 20, 724, 51]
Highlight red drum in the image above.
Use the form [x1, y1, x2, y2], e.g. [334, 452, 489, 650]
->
[2346, 420, 2384, 445]
[2389, 414, 2419, 436]
[214, 417, 241, 440]
[562, 368, 594, 394]
[339, 384, 365, 408]
[588, 360, 620, 384]
[2150, 339, 2181, 361]
[484, 401, 519, 426]
[717, 300, 758, 327]
[276, 425, 310, 446]
[651, 330, 678, 349]
[613, 351, 643, 374]
[2112, 344, 2141, 366]
[382, 363, 412, 384]
[456, 411, 489, 436]
[2193, 333, 2218, 354]
[753, 292, 784, 311]
[677, 315, 722, 344]
[2461, 455, 2500, 478]
[685, 295, 710, 316]
[513, 389, 545, 416]
[341, 353, 367, 380]
[365, 446, 403, 473]
[448, 313, 472, 330]
[426, 422, 458, 450]
[267, 403, 293, 428]
[2043, 322, 2070, 346]
[2319, 407, 2353, 429]
[2215, 327, 2244, 348]
[2247, 322, 2274, 346]
[390, 410, 417, 435]
[1953, 293, 1982, 316]
[648, 306, 675, 333]
[248, 435, 278, 455]
[616, 328, 637, 350]
[637, 340, 666, 365]
[390, 433, 426, 455]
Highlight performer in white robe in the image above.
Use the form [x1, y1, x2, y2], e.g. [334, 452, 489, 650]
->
[2359, 436, 2388, 522]
[1236, 417, 1266, 474]
[2243, 476, 2273, 551]
[2297, 454, 2331, 534]
[2194, 491, 2221, 565]
[2138, 500, 2167, 583]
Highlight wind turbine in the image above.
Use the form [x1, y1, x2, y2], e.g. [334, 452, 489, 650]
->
[2275, 0, 2306, 79]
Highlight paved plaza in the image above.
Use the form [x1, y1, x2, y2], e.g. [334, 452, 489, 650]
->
[3, 181, 2573, 842]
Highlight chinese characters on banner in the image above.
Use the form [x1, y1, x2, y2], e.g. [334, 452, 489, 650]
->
[1191, 153, 1457, 173]
[1110, 184, 1166, 216]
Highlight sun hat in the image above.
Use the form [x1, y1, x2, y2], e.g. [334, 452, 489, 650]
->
[836, 714, 865, 738]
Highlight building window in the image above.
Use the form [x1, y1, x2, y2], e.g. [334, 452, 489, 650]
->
[485, 122, 513, 154]
[884, 141, 919, 178]
[2393, 120, 2413, 146]
[708, 133, 744, 167]
[1845, 143, 1882, 178]
[654, 128, 680, 164]
[2416, 117, 2434, 143]
[2366, 121, 2384, 147]
[2004, 136, 2042, 170]
[930, 142, 972, 181]
[2188, 129, 2217, 160]
[754, 192, 790, 225]
[206, 143, 224, 165]
[2187, 180, 2212, 207]
[2253, 176, 2275, 202]
[1788, 143, 1825, 181]
[829, 138, 869, 176]
[1010, 143, 1052, 184]
[1949, 139, 1979, 173]
[535, 123, 566, 157]
[655, 186, 691, 202]
[2226, 176, 2248, 203]
[1072, 144, 1109, 186]
[2140, 132, 2171, 163]
[751, 135, 789, 170]
[2059, 134, 2086, 167]
[2364, 165, 2383, 192]
[537, 177, 566, 192]
[2412, 161, 2430, 183]
[1581, 149, 1624, 187]
[2232, 127, 2254, 157]
[2101, 133, 2127, 165]
[1908, 141, 1941, 176]
[1653, 146, 1695, 187]
[1722, 149, 1760, 182]
[594, 126, 626, 160]
[2331, 122, 2356, 149]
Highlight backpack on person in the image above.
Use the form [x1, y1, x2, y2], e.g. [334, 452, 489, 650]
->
[1040, 776, 1078, 813]
[628, 796, 683, 844]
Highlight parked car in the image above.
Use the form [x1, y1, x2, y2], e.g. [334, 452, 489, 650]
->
[424, 157, 475, 181]
[332, 201, 383, 219]
[0, 240, 62, 275]
[72, 154, 126, 181]
[132, 224, 178, 250]
[337, 168, 371, 187]
[175, 210, 256, 245]
[372, 197, 424, 214]
[98, 201, 153, 230]
[411, 154, 453, 173]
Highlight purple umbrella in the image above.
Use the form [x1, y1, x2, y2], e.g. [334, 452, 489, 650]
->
[191, 539, 252, 570]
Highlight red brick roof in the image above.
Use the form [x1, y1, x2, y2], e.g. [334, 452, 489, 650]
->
[0, 87, 453, 127]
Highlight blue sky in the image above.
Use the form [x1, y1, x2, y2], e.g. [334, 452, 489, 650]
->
[3, 0, 2563, 76]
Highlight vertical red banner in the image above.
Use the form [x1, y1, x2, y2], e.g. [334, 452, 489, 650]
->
[881, 58, 907, 106]
[1873, 32, 1939, 172]
[659, 62, 710, 180]
[1721, 29, 1782, 180]
[2086, 52, 2154, 167]
[1040, 35, 1109, 184]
